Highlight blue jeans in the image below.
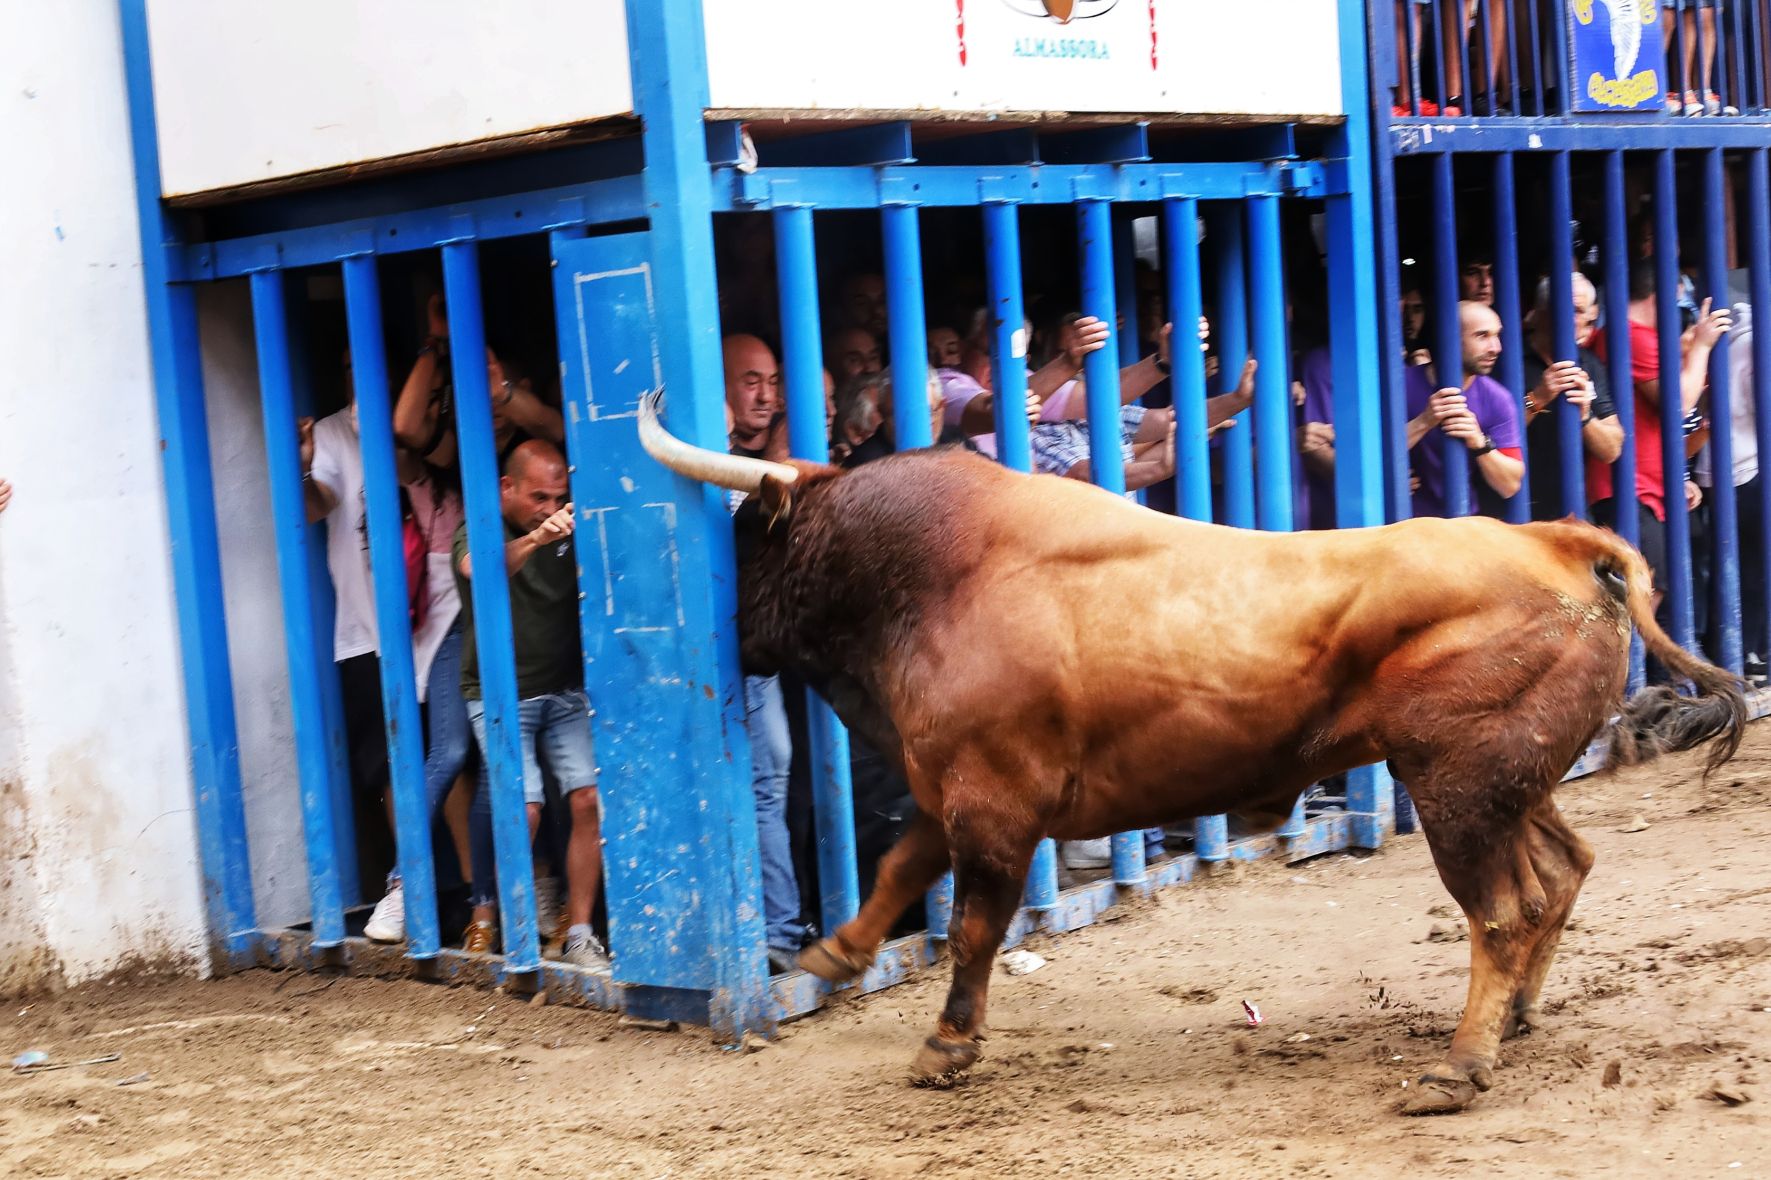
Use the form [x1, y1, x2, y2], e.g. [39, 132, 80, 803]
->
[465, 689, 599, 910]
[745, 674, 804, 952]
[386, 624, 473, 892]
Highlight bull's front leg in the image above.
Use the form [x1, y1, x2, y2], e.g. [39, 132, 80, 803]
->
[910, 805, 1040, 1088]
[800, 809, 950, 983]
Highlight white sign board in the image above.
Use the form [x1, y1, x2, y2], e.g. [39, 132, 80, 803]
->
[705, 0, 1343, 117]
[146, 0, 1340, 198]
[146, 0, 633, 198]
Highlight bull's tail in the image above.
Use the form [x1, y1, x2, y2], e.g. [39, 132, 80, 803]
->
[1590, 533, 1748, 777]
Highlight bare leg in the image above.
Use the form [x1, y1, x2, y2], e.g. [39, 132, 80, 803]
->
[800, 809, 950, 983]
[564, 786, 604, 928]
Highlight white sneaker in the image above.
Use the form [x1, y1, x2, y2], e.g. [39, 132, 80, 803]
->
[1061, 838, 1112, 870]
[364, 883, 406, 943]
[534, 876, 563, 941]
[560, 930, 611, 970]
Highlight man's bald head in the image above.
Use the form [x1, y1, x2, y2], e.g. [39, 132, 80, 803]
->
[1458, 300, 1503, 378]
[501, 440, 569, 532]
[723, 334, 780, 448]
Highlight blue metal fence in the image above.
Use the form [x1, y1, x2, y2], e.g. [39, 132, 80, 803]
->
[119, 0, 1405, 1036]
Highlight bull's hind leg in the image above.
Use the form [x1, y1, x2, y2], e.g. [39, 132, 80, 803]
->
[1502, 798, 1595, 1040]
[1402, 773, 1559, 1115]
[800, 809, 950, 984]
[909, 796, 1042, 1087]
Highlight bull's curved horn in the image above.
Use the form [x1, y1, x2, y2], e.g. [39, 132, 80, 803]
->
[636, 389, 799, 494]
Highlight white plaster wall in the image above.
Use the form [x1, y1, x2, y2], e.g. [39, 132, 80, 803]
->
[0, 5, 209, 989]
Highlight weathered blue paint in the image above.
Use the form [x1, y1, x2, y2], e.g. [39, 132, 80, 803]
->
[983, 200, 1034, 474]
[341, 255, 441, 959]
[116, 0, 258, 965]
[441, 242, 541, 974]
[625, 0, 774, 1039]
[1247, 194, 1293, 535]
[881, 204, 934, 449]
[1701, 148, 1743, 673]
[1024, 839, 1059, 913]
[1209, 206, 1254, 529]
[248, 270, 347, 949]
[773, 205, 863, 936]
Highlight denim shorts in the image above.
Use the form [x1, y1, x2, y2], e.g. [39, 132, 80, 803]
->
[464, 688, 598, 805]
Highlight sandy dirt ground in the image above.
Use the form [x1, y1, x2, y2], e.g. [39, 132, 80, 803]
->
[3, 733, 1770, 1179]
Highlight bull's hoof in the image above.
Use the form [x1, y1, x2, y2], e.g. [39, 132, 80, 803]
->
[1401, 1072, 1480, 1116]
[1503, 1003, 1545, 1041]
[909, 1036, 981, 1089]
[796, 938, 873, 984]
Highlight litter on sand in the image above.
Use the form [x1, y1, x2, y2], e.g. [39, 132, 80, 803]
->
[1000, 949, 1048, 976]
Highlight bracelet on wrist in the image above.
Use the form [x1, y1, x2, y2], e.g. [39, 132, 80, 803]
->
[1154, 357, 1171, 376]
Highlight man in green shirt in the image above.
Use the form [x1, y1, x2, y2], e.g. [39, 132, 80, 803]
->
[454, 440, 606, 969]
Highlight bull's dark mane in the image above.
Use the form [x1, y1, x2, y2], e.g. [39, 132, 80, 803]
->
[736, 449, 989, 753]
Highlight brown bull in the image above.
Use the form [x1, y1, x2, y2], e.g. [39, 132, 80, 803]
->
[638, 395, 1744, 1115]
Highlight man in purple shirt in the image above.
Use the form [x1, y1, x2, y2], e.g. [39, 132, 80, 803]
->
[1403, 301, 1525, 518]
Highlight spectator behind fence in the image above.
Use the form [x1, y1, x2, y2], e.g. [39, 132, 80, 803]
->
[1695, 278, 1765, 683]
[836, 272, 888, 340]
[828, 326, 883, 381]
[1520, 272, 1624, 522]
[723, 334, 805, 973]
[451, 441, 608, 968]
[927, 324, 963, 371]
[1589, 257, 1731, 646]
[1663, 0, 1728, 115]
[1403, 300, 1524, 518]
[1459, 246, 1495, 307]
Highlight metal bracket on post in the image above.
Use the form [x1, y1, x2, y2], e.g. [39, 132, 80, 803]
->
[735, 171, 773, 208]
[542, 197, 589, 233]
[877, 175, 922, 208]
[436, 213, 477, 247]
[1070, 173, 1114, 203]
[978, 175, 1021, 206]
[335, 228, 376, 261]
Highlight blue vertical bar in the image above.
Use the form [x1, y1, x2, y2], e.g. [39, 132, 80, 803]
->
[882, 203, 934, 450]
[983, 201, 1034, 473]
[981, 198, 1057, 906]
[774, 205, 864, 934]
[1427, 0, 1450, 113]
[1702, 148, 1742, 672]
[1164, 198, 1212, 522]
[1749, 152, 1771, 668]
[1548, 151, 1587, 520]
[248, 270, 346, 948]
[1527, 0, 1546, 115]
[1210, 207, 1255, 528]
[1654, 151, 1697, 651]
[1114, 211, 1141, 370]
[1491, 154, 1530, 523]
[1601, 151, 1646, 691]
[342, 256, 440, 959]
[1247, 194, 1305, 840]
[1475, 0, 1496, 113]
[441, 241, 541, 974]
[1334, 0, 1395, 846]
[1077, 198, 1144, 884]
[117, 0, 258, 960]
[627, 0, 773, 1036]
[925, 872, 954, 942]
[1430, 153, 1471, 517]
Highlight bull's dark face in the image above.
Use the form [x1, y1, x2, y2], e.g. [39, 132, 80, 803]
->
[729, 468, 841, 677]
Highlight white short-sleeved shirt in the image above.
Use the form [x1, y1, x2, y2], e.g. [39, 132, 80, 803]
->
[309, 407, 378, 663]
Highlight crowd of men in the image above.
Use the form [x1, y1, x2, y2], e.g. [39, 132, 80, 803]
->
[287, 201, 1763, 969]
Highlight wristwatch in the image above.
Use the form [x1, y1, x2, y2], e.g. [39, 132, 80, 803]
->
[1471, 434, 1497, 457]
[1154, 357, 1171, 376]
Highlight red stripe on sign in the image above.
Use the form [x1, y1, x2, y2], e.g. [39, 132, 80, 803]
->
[1149, 0, 1159, 70]
[957, 0, 968, 66]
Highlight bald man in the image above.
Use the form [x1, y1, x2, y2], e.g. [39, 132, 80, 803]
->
[1402, 300, 1525, 518]
[452, 440, 607, 968]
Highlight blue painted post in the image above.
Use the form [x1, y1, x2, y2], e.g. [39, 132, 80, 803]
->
[882, 203, 934, 449]
[1163, 197, 1213, 522]
[774, 205, 863, 935]
[117, 0, 258, 963]
[1114, 211, 1141, 370]
[341, 256, 441, 959]
[1548, 152, 1587, 521]
[983, 200, 1034, 473]
[248, 270, 347, 948]
[1601, 151, 1646, 691]
[926, 871, 955, 942]
[981, 198, 1058, 904]
[626, 0, 774, 1037]
[1210, 206, 1255, 529]
[1430, 153, 1471, 518]
[1077, 197, 1145, 886]
[1702, 148, 1742, 673]
[1491, 154, 1530, 524]
[1750, 151, 1771, 675]
[1654, 151, 1698, 651]
[441, 241, 541, 974]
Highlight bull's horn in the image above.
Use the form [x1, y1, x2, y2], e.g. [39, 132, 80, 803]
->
[636, 390, 799, 494]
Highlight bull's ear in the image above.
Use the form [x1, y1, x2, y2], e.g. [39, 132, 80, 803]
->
[759, 473, 795, 531]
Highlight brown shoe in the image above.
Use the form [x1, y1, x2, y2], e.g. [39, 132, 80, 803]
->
[462, 920, 497, 954]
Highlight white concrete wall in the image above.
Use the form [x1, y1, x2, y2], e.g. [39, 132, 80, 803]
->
[0, 5, 210, 991]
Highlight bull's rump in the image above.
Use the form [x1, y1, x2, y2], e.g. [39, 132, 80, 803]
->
[891, 470, 1633, 832]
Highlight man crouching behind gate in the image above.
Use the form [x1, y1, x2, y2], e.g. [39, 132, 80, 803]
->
[637, 392, 1744, 1116]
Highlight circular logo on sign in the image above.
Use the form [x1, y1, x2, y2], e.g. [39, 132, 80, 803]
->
[1000, 0, 1118, 22]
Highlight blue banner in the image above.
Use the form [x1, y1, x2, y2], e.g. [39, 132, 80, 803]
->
[1569, 0, 1665, 112]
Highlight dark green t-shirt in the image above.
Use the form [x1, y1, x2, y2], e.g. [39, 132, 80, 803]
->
[452, 519, 582, 701]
